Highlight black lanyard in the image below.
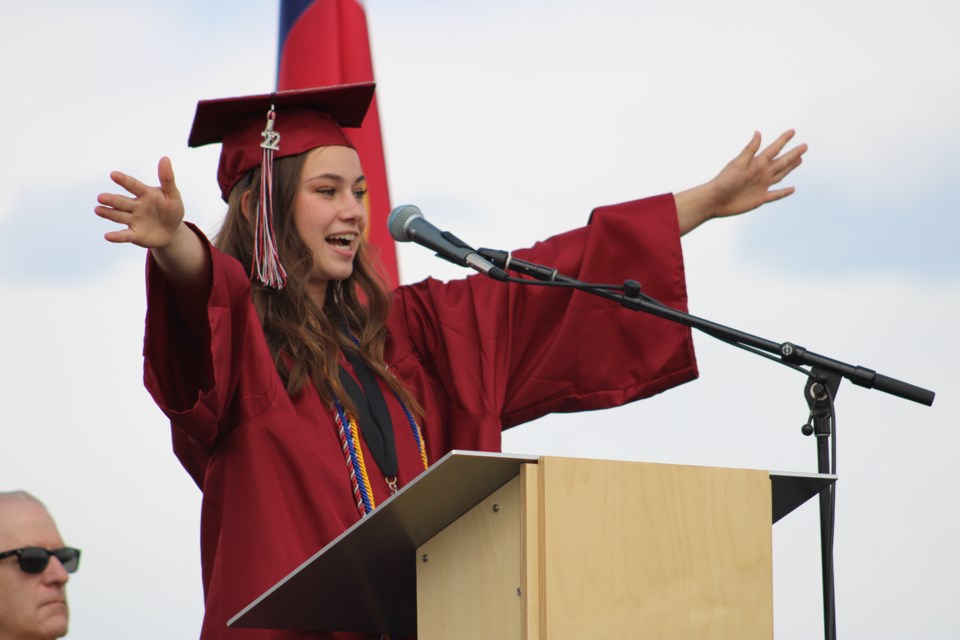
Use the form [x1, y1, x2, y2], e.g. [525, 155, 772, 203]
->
[338, 350, 397, 477]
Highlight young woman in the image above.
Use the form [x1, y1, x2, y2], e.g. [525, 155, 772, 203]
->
[95, 84, 805, 640]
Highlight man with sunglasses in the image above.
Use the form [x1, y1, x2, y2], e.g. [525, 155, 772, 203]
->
[0, 491, 79, 640]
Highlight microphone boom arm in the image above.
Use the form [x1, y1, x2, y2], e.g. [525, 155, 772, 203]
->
[477, 248, 935, 406]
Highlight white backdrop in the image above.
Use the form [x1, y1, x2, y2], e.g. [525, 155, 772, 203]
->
[0, 1, 956, 638]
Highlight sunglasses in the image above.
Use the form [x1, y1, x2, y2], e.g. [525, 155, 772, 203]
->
[0, 547, 81, 574]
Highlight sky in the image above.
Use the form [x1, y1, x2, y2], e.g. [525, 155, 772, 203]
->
[0, 1, 957, 638]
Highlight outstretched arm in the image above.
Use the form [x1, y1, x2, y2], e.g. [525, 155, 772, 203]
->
[675, 129, 807, 235]
[96, 156, 210, 299]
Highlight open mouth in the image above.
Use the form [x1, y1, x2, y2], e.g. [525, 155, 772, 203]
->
[326, 233, 356, 249]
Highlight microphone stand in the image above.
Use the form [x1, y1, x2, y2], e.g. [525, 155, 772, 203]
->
[477, 248, 935, 640]
[803, 369, 840, 640]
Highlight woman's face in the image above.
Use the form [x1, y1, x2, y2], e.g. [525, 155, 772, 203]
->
[292, 145, 367, 290]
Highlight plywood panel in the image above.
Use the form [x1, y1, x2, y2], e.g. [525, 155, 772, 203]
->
[538, 458, 773, 640]
[417, 476, 523, 639]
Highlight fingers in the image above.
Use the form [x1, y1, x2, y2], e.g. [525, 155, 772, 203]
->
[103, 228, 137, 244]
[758, 131, 805, 186]
[770, 154, 804, 185]
[759, 129, 796, 161]
[109, 170, 150, 197]
[98, 204, 140, 245]
[158, 156, 180, 197]
[93, 204, 133, 225]
[774, 142, 808, 170]
[95, 200, 140, 245]
[763, 186, 796, 204]
[739, 131, 762, 160]
[96, 191, 138, 212]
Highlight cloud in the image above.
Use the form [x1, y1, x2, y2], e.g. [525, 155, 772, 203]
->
[0, 183, 144, 284]
[739, 181, 960, 278]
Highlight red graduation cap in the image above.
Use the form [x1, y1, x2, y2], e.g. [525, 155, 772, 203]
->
[187, 82, 376, 288]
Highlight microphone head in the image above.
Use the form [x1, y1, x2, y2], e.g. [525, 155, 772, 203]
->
[387, 204, 422, 242]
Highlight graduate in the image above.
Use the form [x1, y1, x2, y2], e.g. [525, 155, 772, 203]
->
[95, 82, 805, 639]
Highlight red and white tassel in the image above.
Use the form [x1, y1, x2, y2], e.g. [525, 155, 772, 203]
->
[252, 109, 287, 289]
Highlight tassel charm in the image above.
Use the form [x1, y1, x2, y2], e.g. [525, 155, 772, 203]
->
[252, 108, 287, 289]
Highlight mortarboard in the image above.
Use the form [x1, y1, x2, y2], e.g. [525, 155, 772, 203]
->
[187, 82, 376, 288]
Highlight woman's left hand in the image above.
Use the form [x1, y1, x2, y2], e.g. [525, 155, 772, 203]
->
[676, 130, 807, 234]
[712, 129, 806, 218]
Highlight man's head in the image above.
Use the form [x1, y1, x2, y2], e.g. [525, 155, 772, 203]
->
[0, 492, 74, 640]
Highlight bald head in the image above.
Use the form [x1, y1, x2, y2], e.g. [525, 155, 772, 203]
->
[0, 492, 55, 551]
[0, 491, 45, 507]
[0, 492, 71, 640]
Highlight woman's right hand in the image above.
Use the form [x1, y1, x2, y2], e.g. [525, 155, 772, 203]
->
[97, 156, 209, 296]
[96, 156, 184, 249]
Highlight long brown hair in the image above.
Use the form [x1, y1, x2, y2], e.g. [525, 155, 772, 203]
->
[213, 150, 422, 420]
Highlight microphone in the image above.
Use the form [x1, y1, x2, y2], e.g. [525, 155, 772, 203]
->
[387, 205, 508, 281]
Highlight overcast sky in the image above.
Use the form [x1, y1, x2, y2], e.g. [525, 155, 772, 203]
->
[1, 1, 957, 638]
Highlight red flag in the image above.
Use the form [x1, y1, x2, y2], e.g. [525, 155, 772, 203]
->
[277, 0, 399, 288]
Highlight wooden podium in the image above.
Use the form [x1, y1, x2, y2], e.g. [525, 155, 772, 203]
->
[229, 451, 834, 639]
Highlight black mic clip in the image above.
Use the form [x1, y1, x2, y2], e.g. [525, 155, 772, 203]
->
[443, 233, 508, 280]
[477, 248, 560, 282]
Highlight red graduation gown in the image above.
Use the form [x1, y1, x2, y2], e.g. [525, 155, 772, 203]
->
[143, 194, 698, 640]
